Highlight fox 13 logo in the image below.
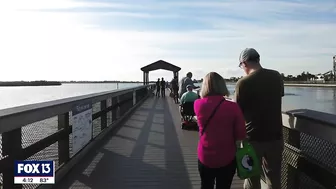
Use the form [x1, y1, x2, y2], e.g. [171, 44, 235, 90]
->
[14, 160, 55, 184]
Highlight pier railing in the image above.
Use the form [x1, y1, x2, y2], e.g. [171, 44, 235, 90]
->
[0, 84, 155, 189]
[281, 109, 336, 189]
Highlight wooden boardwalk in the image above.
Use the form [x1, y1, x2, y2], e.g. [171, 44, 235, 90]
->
[55, 94, 244, 189]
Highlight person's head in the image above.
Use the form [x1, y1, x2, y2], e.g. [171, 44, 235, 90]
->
[186, 72, 192, 79]
[238, 48, 262, 75]
[200, 72, 230, 98]
[157, 78, 160, 81]
[186, 85, 193, 92]
[162, 77, 164, 81]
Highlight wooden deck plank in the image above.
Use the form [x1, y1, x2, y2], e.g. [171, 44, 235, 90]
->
[55, 94, 245, 189]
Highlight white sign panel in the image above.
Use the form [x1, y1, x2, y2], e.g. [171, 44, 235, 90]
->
[72, 103, 93, 155]
[107, 98, 112, 107]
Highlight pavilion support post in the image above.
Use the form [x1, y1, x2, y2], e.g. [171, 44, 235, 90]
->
[175, 71, 179, 82]
[144, 72, 146, 85]
[145, 72, 149, 85]
[143, 72, 145, 85]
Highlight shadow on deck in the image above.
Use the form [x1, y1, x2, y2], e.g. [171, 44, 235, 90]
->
[55, 95, 244, 189]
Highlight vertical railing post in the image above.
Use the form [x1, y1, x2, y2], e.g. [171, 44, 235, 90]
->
[116, 95, 120, 119]
[112, 96, 118, 123]
[286, 123, 301, 188]
[2, 128, 22, 189]
[58, 112, 70, 166]
[107, 98, 112, 126]
[100, 100, 107, 130]
[133, 89, 136, 106]
[146, 86, 150, 98]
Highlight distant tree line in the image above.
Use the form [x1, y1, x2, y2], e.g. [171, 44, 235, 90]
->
[0, 80, 62, 87]
[193, 71, 336, 83]
[62, 80, 143, 83]
[2, 71, 334, 87]
[280, 71, 334, 81]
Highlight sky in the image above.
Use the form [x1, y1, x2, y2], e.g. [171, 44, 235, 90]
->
[0, 0, 335, 81]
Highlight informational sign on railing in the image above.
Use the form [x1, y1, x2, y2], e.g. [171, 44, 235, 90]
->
[72, 103, 93, 155]
[107, 98, 112, 107]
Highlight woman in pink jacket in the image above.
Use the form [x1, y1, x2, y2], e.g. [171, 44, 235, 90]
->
[194, 72, 246, 189]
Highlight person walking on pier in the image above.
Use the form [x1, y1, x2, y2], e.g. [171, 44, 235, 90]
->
[235, 48, 284, 189]
[160, 78, 166, 97]
[170, 76, 179, 103]
[156, 78, 161, 97]
[179, 72, 198, 99]
[194, 72, 247, 189]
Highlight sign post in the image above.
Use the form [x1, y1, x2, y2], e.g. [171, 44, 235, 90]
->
[72, 103, 93, 155]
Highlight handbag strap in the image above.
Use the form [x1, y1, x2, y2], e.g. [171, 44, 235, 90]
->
[201, 98, 225, 136]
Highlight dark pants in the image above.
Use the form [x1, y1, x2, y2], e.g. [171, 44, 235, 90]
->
[198, 159, 236, 189]
[161, 88, 165, 97]
[172, 88, 179, 103]
[156, 87, 160, 96]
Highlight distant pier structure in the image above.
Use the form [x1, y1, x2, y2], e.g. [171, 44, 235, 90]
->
[140, 60, 181, 85]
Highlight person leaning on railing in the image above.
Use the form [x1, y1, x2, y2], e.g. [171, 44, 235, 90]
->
[194, 72, 247, 189]
[235, 48, 284, 189]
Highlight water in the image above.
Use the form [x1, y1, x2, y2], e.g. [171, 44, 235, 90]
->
[208, 83, 336, 115]
[0, 83, 141, 110]
[1, 83, 336, 114]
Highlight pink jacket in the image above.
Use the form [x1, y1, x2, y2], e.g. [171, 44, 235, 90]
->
[194, 96, 246, 168]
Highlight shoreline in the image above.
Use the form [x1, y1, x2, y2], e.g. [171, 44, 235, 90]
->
[227, 82, 336, 88]
[284, 83, 336, 88]
[62, 81, 143, 84]
[227, 81, 336, 88]
[0, 82, 62, 87]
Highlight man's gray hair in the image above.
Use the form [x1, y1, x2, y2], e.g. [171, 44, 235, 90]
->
[200, 72, 230, 98]
[239, 48, 260, 63]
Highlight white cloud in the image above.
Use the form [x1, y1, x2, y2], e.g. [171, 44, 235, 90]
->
[0, 0, 335, 81]
[1, 0, 140, 11]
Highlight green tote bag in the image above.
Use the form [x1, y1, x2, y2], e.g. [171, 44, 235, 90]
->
[235, 140, 261, 179]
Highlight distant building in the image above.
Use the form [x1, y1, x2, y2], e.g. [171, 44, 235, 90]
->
[315, 73, 324, 81]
